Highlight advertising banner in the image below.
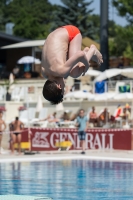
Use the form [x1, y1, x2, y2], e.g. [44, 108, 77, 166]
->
[25, 128, 132, 151]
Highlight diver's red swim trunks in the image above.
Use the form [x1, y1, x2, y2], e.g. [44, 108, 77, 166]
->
[62, 25, 80, 42]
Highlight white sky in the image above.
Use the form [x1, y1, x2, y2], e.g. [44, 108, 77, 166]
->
[49, 0, 128, 26]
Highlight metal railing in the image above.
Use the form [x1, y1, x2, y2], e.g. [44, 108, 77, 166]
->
[0, 79, 133, 102]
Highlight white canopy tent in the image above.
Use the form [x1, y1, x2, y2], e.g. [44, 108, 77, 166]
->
[121, 68, 133, 78]
[85, 69, 101, 77]
[1, 40, 45, 49]
[94, 68, 133, 82]
[94, 68, 122, 82]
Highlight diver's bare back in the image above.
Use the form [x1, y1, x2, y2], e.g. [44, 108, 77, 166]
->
[42, 28, 69, 77]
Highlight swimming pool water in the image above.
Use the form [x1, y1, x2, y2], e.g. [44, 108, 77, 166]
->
[0, 160, 133, 200]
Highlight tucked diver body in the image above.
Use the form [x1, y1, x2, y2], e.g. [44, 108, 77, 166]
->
[42, 25, 103, 104]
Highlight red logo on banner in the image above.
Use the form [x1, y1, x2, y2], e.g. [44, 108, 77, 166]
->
[32, 132, 50, 148]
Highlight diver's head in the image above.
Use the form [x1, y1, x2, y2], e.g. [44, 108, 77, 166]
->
[42, 80, 63, 104]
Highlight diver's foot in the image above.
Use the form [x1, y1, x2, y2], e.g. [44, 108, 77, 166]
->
[90, 44, 103, 65]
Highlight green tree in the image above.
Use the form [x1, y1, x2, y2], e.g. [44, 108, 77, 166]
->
[123, 44, 133, 64]
[95, 0, 133, 59]
[113, 0, 133, 25]
[88, 14, 100, 41]
[4, 0, 56, 39]
[51, 0, 98, 39]
[87, 15, 117, 42]
[109, 25, 133, 57]
[0, 0, 7, 31]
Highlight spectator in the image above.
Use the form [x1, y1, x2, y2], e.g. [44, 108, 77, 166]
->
[70, 110, 79, 121]
[120, 108, 130, 120]
[40, 112, 60, 123]
[60, 111, 70, 121]
[0, 111, 6, 154]
[99, 108, 110, 126]
[76, 109, 88, 154]
[125, 103, 131, 114]
[12, 66, 20, 78]
[114, 105, 122, 119]
[10, 117, 24, 154]
[89, 106, 98, 127]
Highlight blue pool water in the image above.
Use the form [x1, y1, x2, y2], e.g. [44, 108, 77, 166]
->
[0, 160, 133, 200]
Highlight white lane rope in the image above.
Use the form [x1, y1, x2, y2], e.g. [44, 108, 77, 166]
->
[0, 129, 30, 134]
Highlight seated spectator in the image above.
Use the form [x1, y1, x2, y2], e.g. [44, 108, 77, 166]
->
[60, 111, 70, 121]
[24, 72, 32, 78]
[13, 67, 20, 77]
[98, 108, 110, 126]
[12, 66, 23, 79]
[114, 105, 122, 119]
[70, 111, 79, 121]
[89, 106, 98, 127]
[124, 103, 131, 114]
[40, 112, 60, 123]
[120, 108, 130, 120]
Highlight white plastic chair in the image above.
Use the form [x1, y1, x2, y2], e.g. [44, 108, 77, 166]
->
[30, 108, 48, 125]
[28, 108, 36, 120]
[11, 87, 20, 101]
[19, 110, 28, 123]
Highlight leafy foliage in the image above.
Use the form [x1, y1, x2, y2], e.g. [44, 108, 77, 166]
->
[110, 1, 133, 58]
[87, 14, 100, 41]
[109, 24, 133, 57]
[0, 0, 7, 31]
[4, 0, 56, 39]
[1, 0, 133, 60]
[113, 0, 133, 24]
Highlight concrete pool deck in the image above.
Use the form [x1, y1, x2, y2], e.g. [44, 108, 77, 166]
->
[0, 150, 133, 163]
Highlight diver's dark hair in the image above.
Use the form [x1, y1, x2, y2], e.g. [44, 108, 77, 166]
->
[42, 80, 63, 104]
[15, 117, 19, 121]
